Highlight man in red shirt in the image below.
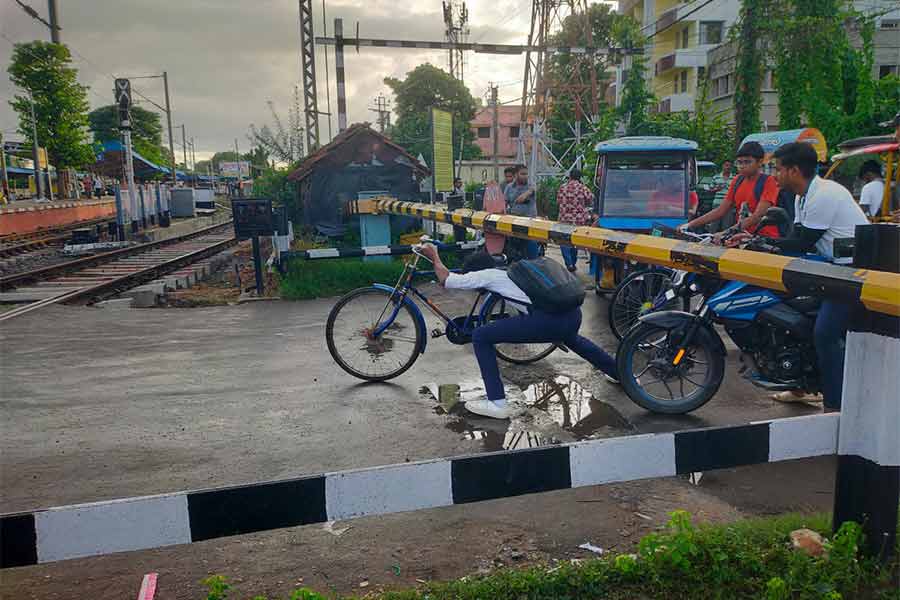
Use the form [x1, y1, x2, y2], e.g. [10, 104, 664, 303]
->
[684, 141, 780, 237]
[556, 168, 594, 271]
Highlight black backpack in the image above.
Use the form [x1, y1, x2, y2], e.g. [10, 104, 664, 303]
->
[733, 173, 794, 236]
[507, 257, 585, 314]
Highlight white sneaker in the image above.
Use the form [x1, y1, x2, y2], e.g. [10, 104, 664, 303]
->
[465, 399, 519, 419]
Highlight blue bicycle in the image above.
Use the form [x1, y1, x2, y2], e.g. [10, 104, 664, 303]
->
[325, 238, 557, 382]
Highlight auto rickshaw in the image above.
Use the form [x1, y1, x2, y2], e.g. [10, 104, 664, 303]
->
[825, 135, 899, 221]
[591, 136, 699, 292]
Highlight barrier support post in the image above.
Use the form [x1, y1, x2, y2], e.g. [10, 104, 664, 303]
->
[832, 223, 899, 562]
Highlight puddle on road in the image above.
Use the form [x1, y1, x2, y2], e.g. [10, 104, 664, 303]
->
[422, 375, 633, 452]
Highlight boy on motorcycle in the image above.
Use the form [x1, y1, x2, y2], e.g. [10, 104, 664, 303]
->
[682, 141, 780, 237]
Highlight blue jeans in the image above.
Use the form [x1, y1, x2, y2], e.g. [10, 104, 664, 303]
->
[815, 300, 852, 410]
[472, 306, 616, 401]
[561, 245, 578, 269]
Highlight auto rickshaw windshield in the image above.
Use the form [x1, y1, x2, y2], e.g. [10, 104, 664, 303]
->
[601, 154, 688, 218]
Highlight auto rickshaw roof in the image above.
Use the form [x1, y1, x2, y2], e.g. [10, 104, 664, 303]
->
[594, 136, 698, 153]
[836, 135, 895, 151]
[831, 141, 899, 161]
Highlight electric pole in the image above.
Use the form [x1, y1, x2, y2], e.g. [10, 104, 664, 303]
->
[490, 83, 499, 182]
[162, 71, 176, 188]
[368, 94, 390, 133]
[47, 0, 61, 43]
[0, 133, 10, 204]
[180, 124, 188, 185]
[234, 138, 243, 196]
[190, 137, 196, 174]
[27, 89, 45, 201]
[443, 1, 469, 83]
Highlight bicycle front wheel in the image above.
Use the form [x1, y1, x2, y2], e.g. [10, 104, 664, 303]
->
[482, 295, 557, 365]
[326, 287, 425, 382]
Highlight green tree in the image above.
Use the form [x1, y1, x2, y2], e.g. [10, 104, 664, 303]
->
[767, 0, 887, 148]
[384, 64, 481, 168]
[618, 54, 654, 135]
[87, 104, 169, 166]
[731, 0, 774, 143]
[7, 41, 93, 169]
[639, 79, 735, 165]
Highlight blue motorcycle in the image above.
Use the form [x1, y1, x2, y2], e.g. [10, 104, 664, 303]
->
[615, 209, 822, 414]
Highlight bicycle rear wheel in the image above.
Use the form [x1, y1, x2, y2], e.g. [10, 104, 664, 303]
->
[482, 295, 557, 364]
[326, 287, 425, 382]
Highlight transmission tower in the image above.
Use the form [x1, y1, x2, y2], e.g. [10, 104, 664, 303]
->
[443, 1, 470, 83]
[518, 0, 604, 179]
[298, 0, 321, 152]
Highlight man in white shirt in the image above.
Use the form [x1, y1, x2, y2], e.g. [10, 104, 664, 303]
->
[417, 245, 617, 419]
[858, 160, 884, 217]
[768, 142, 868, 411]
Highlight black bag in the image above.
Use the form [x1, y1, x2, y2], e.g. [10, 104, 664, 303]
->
[507, 257, 585, 314]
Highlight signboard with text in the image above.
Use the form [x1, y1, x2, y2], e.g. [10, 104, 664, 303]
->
[431, 108, 453, 192]
[220, 161, 250, 177]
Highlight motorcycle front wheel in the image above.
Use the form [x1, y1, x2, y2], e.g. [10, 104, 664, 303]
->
[616, 321, 725, 414]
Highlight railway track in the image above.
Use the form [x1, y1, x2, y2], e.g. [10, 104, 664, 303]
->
[0, 222, 237, 322]
[0, 217, 115, 259]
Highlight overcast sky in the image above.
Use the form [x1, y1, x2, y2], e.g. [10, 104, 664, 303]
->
[0, 0, 548, 161]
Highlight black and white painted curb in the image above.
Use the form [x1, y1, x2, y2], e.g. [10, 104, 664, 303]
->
[1, 413, 838, 568]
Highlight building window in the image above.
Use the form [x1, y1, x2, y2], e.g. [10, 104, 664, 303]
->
[762, 70, 775, 90]
[680, 71, 688, 93]
[699, 21, 723, 45]
[879, 65, 899, 79]
[681, 27, 690, 49]
[477, 127, 491, 139]
[509, 126, 520, 139]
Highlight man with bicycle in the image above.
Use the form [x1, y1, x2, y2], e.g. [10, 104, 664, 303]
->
[417, 244, 617, 419]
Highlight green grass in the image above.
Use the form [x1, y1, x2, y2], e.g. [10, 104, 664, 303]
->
[280, 253, 466, 300]
[201, 511, 900, 600]
[280, 257, 407, 300]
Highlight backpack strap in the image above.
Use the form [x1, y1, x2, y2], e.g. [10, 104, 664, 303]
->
[752, 173, 768, 203]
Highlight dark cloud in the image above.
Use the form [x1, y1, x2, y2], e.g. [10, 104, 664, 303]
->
[1, 0, 530, 157]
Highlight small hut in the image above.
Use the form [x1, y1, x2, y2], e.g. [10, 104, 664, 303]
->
[287, 124, 430, 229]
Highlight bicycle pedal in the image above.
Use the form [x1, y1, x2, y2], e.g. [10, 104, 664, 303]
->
[431, 329, 445, 338]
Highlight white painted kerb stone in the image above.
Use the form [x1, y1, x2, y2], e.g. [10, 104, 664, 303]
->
[35, 493, 191, 563]
[325, 460, 452, 521]
[569, 433, 677, 488]
[765, 413, 840, 462]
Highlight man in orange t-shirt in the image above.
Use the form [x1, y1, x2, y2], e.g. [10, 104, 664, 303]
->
[684, 141, 780, 237]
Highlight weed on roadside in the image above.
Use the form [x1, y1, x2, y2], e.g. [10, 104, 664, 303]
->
[200, 511, 900, 600]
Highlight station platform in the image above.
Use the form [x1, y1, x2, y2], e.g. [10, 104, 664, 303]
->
[0, 197, 118, 236]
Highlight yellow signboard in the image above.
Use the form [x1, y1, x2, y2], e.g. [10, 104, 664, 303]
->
[431, 108, 453, 192]
[38, 148, 48, 169]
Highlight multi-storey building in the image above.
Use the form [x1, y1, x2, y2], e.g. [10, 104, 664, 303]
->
[613, 0, 741, 113]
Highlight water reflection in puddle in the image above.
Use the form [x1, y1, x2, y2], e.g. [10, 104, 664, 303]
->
[425, 375, 633, 452]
